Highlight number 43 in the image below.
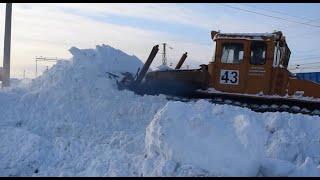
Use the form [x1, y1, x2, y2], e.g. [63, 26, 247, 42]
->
[220, 70, 239, 85]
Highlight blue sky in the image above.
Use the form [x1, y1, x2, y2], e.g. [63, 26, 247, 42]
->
[1, 3, 320, 78]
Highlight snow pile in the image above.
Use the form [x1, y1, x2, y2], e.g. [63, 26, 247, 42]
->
[0, 44, 167, 176]
[0, 43, 320, 176]
[69, 44, 143, 74]
[144, 100, 320, 176]
[143, 100, 266, 176]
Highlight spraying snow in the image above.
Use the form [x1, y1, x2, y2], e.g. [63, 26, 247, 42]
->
[0, 44, 319, 176]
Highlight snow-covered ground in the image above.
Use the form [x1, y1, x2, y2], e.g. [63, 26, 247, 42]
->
[0, 44, 320, 177]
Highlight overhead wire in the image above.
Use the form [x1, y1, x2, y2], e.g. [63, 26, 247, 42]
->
[290, 63, 320, 68]
[241, 4, 318, 23]
[243, 5, 320, 33]
[218, 3, 320, 28]
[295, 48, 320, 54]
[291, 56, 320, 61]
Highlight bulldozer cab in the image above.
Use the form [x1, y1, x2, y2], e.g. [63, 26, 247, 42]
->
[208, 31, 289, 95]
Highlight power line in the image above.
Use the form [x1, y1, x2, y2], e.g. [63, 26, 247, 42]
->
[242, 4, 317, 23]
[295, 48, 320, 54]
[289, 63, 320, 70]
[289, 63, 320, 67]
[293, 62, 320, 66]
[306, 18, 320, 23]
[289, 66, 320, 69]
[219, 4, 320, 28]
[294, 54, 320, 59]
[289, 29, 320, 37]
[294, 53, 320, 58]
[240, 5, 320, 31]
[289, 66, 320, 70]
[291, 60, 320, 65]
[292, 56, 320, 61]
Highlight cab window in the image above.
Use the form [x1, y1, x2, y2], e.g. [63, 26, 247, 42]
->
[250, 41, 266, 65]
[281, 45, 291, 67]
[221, 43, 244, 64]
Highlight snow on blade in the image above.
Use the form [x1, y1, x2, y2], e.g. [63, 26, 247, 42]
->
[0, 44, 320, 177]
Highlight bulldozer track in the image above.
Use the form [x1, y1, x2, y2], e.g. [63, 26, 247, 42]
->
[165, 91, 320, 117]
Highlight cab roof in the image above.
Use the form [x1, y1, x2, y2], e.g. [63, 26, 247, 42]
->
[211, 31, 283, 41]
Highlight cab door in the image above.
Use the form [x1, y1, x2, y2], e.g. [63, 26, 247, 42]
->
[212, 39, 249, 93]
[245, 40, 273, 94]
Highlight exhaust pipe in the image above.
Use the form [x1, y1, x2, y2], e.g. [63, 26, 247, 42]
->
[135, 45, 159, 85]
[175, 52, 188, 69]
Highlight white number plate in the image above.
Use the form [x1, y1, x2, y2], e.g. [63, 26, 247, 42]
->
[220, 70, 239, 85]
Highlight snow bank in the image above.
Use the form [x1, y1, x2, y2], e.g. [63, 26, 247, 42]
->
[144, 100, 265, 176]
[144, 100, 320, 176]
[0, 44, 167, 176]
[0, 43, 320, 176]
[0, 127, 56, 176]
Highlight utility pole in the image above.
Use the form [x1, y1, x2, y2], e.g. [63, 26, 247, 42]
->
[162, 43, 167, 66]
[2, 3, 12, 87]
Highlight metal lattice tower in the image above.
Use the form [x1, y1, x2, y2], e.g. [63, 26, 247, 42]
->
[162, 43, 167, 66]
[35, 56, 59, 77]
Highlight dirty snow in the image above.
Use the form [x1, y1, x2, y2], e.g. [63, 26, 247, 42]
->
[0, 44, 320, 177]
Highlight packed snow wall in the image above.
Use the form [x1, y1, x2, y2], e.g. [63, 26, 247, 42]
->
[0, 44, 320, 176]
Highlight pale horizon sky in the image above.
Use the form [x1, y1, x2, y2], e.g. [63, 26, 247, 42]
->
[1, 3, 320, 78]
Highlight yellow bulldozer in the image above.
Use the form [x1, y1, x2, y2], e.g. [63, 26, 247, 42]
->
[117, 31, 320, 116]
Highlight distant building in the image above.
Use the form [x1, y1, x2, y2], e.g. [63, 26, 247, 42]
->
[295, 72, 320, 84]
